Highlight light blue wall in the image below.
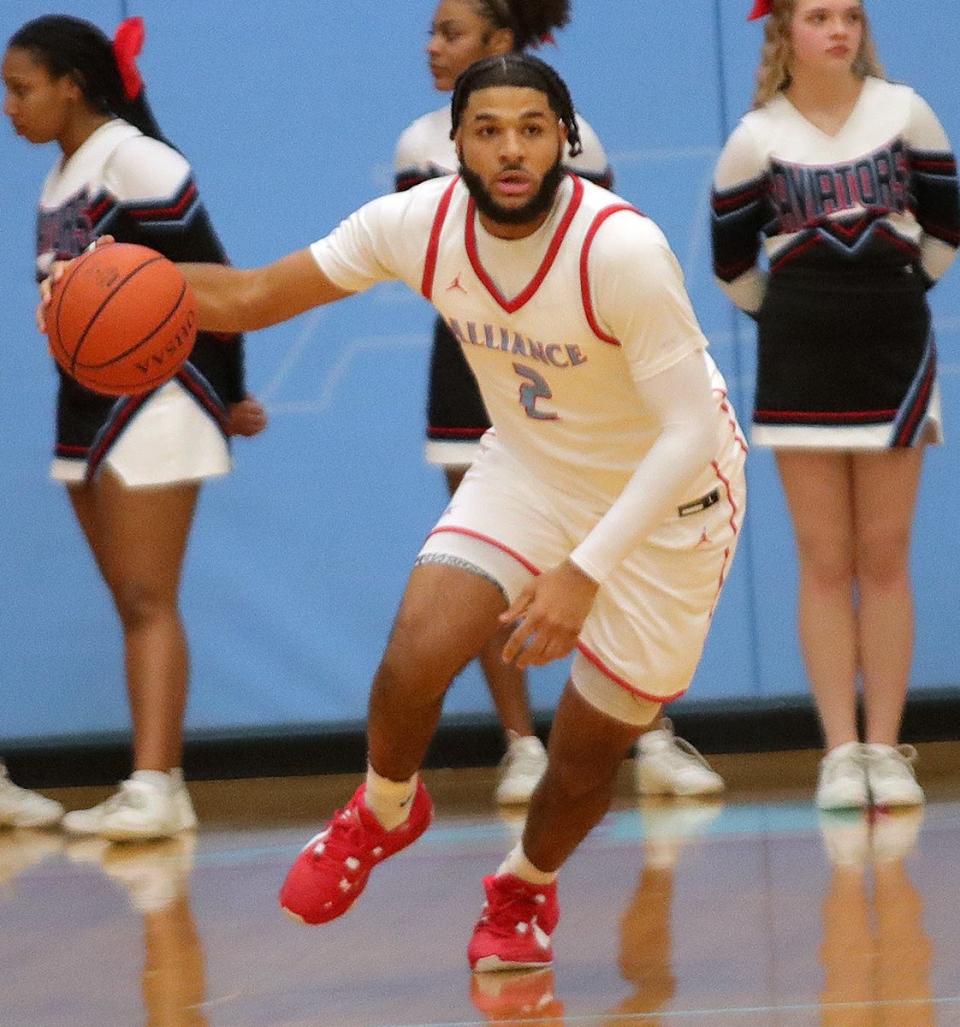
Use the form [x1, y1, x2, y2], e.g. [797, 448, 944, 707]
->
[1, 2, 956, 742]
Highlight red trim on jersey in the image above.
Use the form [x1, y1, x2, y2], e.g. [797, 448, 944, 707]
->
[579, 203, 643, 345]
[713, 387, 750, 455]
[421, 177, 460, 301]
[576, 642, 689, 704]
[711, 459, 741, 538]
[464, 173, 584, 314]
[426, 525, 541, 576]
[710, 546, 733, 618]
[706, 460, 741, 615]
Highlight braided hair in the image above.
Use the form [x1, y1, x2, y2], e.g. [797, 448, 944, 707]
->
[471, 0, 571, 51]
[450, 52, 582, 156]
[8, 15, 171, 147]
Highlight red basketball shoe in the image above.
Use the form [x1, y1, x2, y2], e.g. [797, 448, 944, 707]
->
[280, 780, 432, 925]
[468, 873, 559, 972]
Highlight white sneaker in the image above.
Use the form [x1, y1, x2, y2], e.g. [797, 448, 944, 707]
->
[0, 762, 64, 828]
[815, 742, 869, 810]
[634, 720, 724, 797]
[62, 769, 197, 841]
[864, 744, 925, 808]
[495, 734, 548, 805]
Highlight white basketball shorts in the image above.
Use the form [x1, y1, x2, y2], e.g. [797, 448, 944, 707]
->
[417, 435, 746, 705]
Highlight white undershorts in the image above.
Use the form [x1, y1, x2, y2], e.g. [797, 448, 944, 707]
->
[51, 380, 231, 488]
[417, 435, 746, 708]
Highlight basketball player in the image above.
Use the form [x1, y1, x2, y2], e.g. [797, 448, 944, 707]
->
[399, 0, 725, 804]
[3, 15, 266, 839]
[712, 0, 959, 810]
[396, 0, 610, 806]
[49, 55, 747, 969]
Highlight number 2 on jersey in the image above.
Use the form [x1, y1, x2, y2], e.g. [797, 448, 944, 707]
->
[513, 362, 558, 421]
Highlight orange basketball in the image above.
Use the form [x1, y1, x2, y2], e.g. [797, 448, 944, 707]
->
[48, 242, 197, 396]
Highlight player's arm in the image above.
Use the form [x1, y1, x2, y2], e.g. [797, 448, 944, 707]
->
[501, 223, 720, 668]
[501, 352, 719, 669]
[569, 351, 718, 581]
[183, 191, 412, 332]
[179, 250, 354, 333]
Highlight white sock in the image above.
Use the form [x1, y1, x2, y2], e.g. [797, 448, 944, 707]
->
[364, 765, 417, 831]
[130, 769, 174, 793]
[497, 842, 558, 885]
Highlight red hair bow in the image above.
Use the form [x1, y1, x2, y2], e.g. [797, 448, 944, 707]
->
[535, 32, 556, 48]
[748, 0, 773, 19]
[113, 16, 145, 101]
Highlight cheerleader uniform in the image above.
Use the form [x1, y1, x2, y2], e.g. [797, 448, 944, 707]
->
[36, 119, 247, 485]
[711, 77, 960, 449]
[394, 106, 613, 466]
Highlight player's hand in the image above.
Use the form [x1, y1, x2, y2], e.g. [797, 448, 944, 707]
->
[36, 235, 116, 333]
[227, 395, 268, 437]
[500, 559, 599, 669]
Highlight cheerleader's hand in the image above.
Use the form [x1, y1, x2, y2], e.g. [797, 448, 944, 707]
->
[36, 235, 116, 333]
[227, 396, 268, 437]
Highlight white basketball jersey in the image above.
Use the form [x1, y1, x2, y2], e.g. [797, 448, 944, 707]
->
[312, 174, 744, 501]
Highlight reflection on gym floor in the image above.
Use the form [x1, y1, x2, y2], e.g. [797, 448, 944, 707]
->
[1, 750, 959, 1026]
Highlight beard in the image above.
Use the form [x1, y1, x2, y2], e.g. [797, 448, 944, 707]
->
[459, 156, 565, 227]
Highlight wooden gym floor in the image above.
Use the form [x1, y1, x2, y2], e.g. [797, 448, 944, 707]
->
[2, 744, 960, 1026]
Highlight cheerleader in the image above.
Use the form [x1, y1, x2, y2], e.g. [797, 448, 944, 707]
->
[712, 0, 960, 808]
[3, 15, 266, 838]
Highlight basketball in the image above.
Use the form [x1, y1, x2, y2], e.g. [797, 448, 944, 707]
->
[47, 242, 198, 396]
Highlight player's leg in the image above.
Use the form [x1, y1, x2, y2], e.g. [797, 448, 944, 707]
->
[776, 450, 866, 809]
[521, 675, 655, 871]
[281, 560, 512, 926]
[468, 455, 746, 972]
[367, 561, 514, 779]
[468, 663, 658, 972]
[443, 463, 543, 803]
[851, 448, 925, 806]
[430, 320, 544, 802]
[63, 471, 199, 839]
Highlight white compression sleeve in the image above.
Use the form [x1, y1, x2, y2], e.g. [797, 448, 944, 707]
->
[568, 350, 720, 584]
